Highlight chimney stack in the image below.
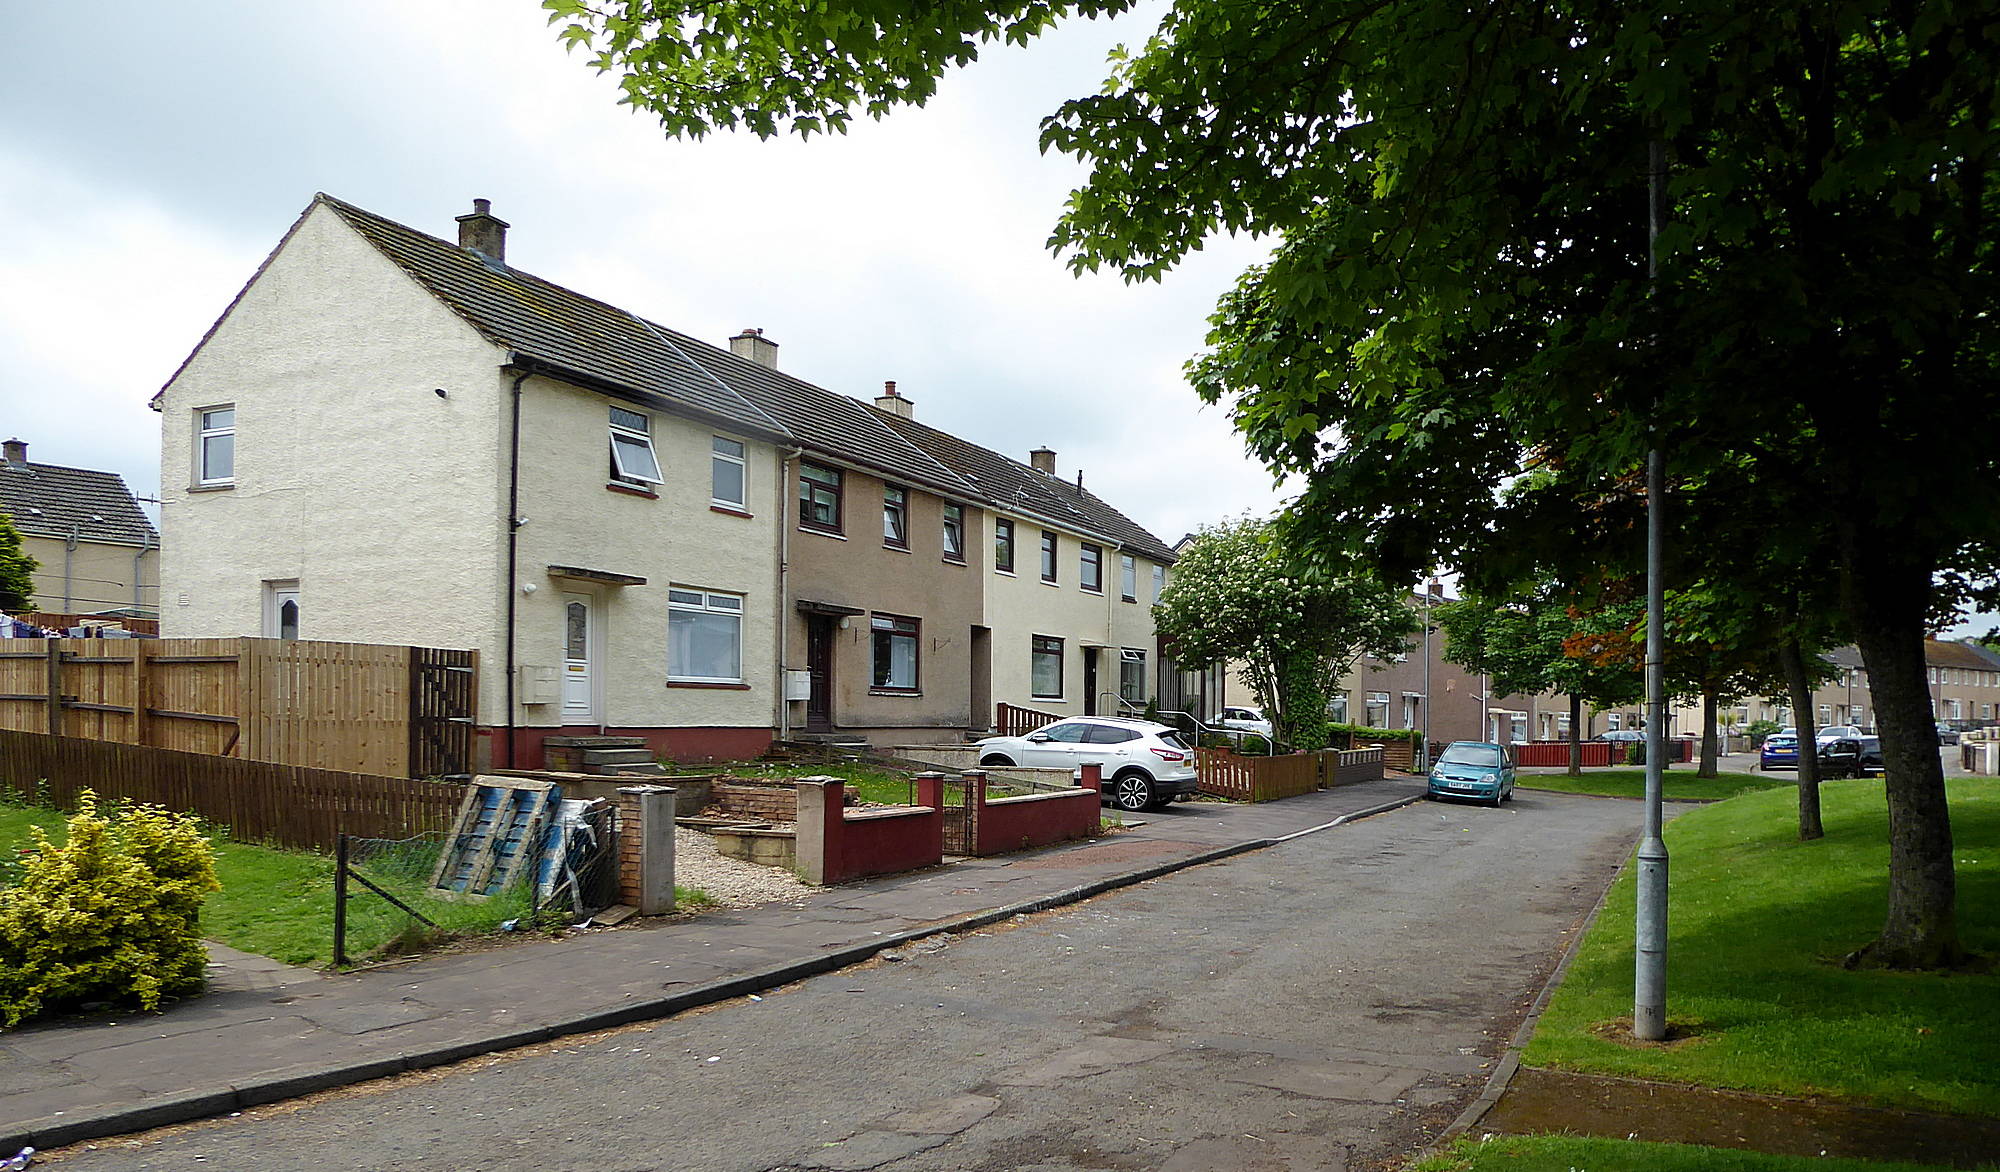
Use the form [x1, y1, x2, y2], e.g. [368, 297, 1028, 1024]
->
[1, 438, 24, 464]
[872, 380, 914, 419]
[1029, 447, 1056, 475]
[730, 327, 779, 369]
[455, 198, 509, 264]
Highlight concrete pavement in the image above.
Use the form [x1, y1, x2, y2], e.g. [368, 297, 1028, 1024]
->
[0, 778, 1427, 1152]
[42, 788, 1647, 1172]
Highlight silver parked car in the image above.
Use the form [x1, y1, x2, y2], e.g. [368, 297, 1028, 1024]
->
[975, 716, 1200, 812]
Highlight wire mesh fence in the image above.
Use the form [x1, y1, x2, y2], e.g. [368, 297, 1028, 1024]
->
[333, 798, 619, 966]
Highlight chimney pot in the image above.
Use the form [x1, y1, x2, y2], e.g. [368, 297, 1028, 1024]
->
[1, 438, 24, 463]
[455, 198, 509, 264]
[872, 380, 914, 419]
[1029, 447, 1056, 475]
[730, 328, 780, 369]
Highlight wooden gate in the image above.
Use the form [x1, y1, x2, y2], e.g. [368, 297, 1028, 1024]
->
[410, 647, 478, 779]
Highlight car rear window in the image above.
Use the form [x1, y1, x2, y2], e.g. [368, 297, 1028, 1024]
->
[1158, 731, 1192, 751]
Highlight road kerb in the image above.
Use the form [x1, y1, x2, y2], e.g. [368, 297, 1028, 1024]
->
[11, 789, 1427, 1155]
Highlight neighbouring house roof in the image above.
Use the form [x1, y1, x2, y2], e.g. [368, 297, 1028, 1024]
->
[1825, 641, 2000, 672]
[0, 457, 158, 548]
[309, 194, 1171, 557]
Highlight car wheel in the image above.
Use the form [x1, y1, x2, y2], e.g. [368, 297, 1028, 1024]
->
[1111, 771, 1153, 812]
[980, 754, 1014, 767]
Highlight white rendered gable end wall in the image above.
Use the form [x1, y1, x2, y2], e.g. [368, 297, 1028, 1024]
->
[157, 199, 781, 757]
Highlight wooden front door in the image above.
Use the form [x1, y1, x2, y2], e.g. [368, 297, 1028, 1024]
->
[806, 615, 835, 732]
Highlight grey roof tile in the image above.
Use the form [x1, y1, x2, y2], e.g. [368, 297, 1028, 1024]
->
[0, 459, 157, 547]
[317, 194, 1166, 556]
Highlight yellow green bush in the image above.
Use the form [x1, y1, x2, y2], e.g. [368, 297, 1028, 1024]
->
[0, 791, 218, 1028]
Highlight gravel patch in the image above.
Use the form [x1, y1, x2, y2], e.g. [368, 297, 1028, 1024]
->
[674, 826, 814, 908]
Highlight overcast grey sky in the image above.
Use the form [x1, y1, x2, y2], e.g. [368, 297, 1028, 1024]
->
[0, 0, 1285, 549]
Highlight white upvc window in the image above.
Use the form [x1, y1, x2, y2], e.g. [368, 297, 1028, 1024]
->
[263, 579, 299, 640]
[710, 436, 747, 507]
[1152, 564, 1166, 605]
[668, 588, 743, 682]
[1365, 691, 1390, 728]
[609, 406, 663, 485]
[197, 405, 236, 485]
[1120, 648, 1146, 703]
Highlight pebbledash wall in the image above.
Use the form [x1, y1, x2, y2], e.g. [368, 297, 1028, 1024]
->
[159, 200, 778, 768]
[983, 502, 1166, 721]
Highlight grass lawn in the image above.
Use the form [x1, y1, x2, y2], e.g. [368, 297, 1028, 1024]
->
[2, 803, 710, 970]
[1411, 1135, 1958, 1172]
[1524, 778, 2000, 1115]
[1518, 770, 1790, 802]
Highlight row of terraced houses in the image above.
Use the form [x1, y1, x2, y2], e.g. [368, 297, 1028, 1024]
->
[153, 195, 1177, 770]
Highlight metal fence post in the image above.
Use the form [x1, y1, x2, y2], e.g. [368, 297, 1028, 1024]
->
[333, 833, 349, 968]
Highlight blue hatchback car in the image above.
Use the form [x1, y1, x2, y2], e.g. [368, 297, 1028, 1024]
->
[1758, 734, 1800, 771]
[1427, 741, 1517, 806]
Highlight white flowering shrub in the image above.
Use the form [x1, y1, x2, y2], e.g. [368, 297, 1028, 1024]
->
[1157, 519, 1417, 750]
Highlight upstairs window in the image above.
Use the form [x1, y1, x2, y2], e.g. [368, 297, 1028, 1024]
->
[1080, 543, 1103, 593]
[710, 436, 747, 508]
[942, 503, 965, 562]
[1120, 555, 1137, 602]
[994, 518, 1016, 573]
[799, 462, 843, 533]
[197, 406, 235, 485]
[871, 613, 920, 691]
[1040, 531, 1058, 583]
[883, 484, 909, 548]
[609, 406, 663, 485]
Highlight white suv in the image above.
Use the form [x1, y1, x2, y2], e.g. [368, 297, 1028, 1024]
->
[975, 717, 1200, 811]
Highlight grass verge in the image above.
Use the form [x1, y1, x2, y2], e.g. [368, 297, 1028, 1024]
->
[3, 802, 716, 970]
[1524, 778, 2000, 1115]
[1518, 769, 1789, 801]
[1411, 1135, 1957, 1172]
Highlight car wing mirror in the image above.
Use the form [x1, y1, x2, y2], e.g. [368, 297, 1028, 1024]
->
[1027, 733, 1052, 743]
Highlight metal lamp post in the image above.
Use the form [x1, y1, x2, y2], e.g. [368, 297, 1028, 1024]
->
[1634, 138, 1671, 1043]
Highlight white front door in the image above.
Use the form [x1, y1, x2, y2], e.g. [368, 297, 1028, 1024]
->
[562, 592, 597, 723]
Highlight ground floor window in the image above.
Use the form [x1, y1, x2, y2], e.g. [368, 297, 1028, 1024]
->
[1607, 711, 1622, 731]
[1032, 635, 1064, 699]
[1119, 648, 1146, 704]
[1327, 693, 1349, 724]
[668, 588, 743, 682]
[1365, 691, 1389, 728]
[872, 613, 920, 691]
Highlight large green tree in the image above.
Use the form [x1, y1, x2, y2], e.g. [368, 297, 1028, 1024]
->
[551, 1, 2000, 968]
[1154, 519, 1415, 750]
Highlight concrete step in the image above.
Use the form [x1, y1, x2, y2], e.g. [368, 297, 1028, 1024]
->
[580, 747, 658, 766]
[546, 735, 649, 750]
[589, 761, 670, 777]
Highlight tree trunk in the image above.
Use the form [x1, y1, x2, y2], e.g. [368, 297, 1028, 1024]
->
[1780, 638, 1824, 841]
[1847, 559, 1966, 970]
[1699, 688, 1719, 778]
[1567, 692, 1583, 777]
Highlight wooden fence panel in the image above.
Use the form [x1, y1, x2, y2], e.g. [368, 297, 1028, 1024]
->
[1196, 748, 1324, 802]
[0, 637, 472, 777]
[0, 728, 462, 851]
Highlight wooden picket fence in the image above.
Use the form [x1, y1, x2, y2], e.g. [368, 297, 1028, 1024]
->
[0, 637, 476, 778]
[0, 728, 462, 851]
[1196, 746, 1385, 802]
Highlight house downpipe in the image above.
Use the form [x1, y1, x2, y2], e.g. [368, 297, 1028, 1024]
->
[775, 446, 802, 742]
[503, 363, 532, 768]
[63, 522, 78, 610]
[133, 529, 154, 612]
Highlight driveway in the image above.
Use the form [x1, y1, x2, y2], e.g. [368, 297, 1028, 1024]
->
[56, 792, 1649, 1172]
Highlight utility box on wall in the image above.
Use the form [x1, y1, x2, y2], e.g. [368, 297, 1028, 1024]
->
[784, 669, 812, 702]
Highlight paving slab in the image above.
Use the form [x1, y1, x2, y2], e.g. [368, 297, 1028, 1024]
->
[0, 777, 1424, 1151]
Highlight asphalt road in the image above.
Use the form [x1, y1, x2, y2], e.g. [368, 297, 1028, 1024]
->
[49, 793, 1648, 1172]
